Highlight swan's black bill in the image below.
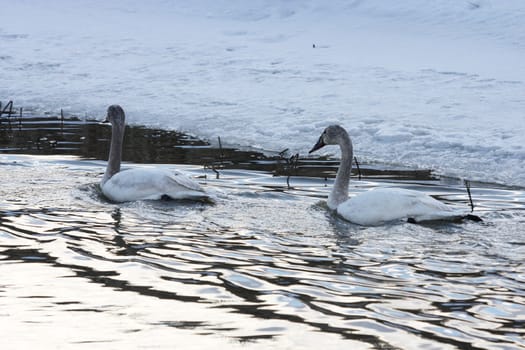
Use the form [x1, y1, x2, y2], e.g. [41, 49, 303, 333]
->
[309, 136, 326, 154]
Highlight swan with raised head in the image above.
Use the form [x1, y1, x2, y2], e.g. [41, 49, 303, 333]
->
[100, 105, 209, 203]
[309, 125, 480, 225]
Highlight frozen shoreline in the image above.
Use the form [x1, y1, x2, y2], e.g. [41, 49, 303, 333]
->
[1, 0, 524, 186]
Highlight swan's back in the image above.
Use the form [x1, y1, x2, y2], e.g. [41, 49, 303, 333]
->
[101, 167, 207, 203]
[337, 188, 465, 226]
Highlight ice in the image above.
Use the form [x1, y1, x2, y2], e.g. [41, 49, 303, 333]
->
[1, 0, 524, 186]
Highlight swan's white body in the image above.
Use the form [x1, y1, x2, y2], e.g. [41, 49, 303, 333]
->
[100, 105, 208, 203]
[102, 167, 207, 203]
[336, 187, 464, 226]
[310, 125, 470, 226]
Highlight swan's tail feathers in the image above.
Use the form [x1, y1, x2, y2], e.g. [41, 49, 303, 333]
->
[464, 214, 483, 222]
[164, 190, 216, 204]
[407, 213, 482, 224]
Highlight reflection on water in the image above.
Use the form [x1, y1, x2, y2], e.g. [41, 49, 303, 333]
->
[1, 116, 525, 349]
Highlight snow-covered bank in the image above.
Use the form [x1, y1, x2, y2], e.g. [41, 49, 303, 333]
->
[1, 0, 524, 186]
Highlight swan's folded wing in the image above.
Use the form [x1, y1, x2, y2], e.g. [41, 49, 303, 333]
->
[404, 189, 469, 222]
[165, 170, 204, 192]
[160, 170, 211, 201]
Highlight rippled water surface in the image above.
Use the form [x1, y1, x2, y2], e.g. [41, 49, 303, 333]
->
[1, 118, 525, 349]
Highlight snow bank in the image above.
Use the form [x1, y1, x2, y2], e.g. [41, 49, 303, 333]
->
[1, 0, 524, 186]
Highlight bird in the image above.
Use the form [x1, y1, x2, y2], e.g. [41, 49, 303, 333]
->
[309, 125, 481, 225]
[100, 105, 209, 203]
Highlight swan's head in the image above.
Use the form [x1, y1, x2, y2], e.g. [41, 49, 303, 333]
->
[309, 125, 348, 153]
[104, 105, 125, 126]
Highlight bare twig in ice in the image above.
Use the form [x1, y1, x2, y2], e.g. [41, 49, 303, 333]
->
[354, 156, 362, 180]
[464, 180, 475, 212]
[286, 153, 299, 189]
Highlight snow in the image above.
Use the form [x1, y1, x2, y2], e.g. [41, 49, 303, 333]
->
[1, 0, 524, 186]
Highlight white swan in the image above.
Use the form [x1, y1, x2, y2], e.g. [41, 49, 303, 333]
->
[309, 125, 480, 225]
[100, 105, 209, 203]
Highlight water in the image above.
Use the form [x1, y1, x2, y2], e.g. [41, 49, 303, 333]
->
[1, 116, 525, 349]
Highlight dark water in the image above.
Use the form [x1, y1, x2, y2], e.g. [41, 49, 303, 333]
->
[1, 114, 524, 349]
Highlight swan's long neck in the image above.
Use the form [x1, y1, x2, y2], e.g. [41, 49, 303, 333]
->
[102, 123, 124, 185]
[328, 133, 353, 209]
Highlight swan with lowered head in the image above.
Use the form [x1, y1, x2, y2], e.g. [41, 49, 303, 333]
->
[100, 105, 209, 203]
[309, 125, 481, 225]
